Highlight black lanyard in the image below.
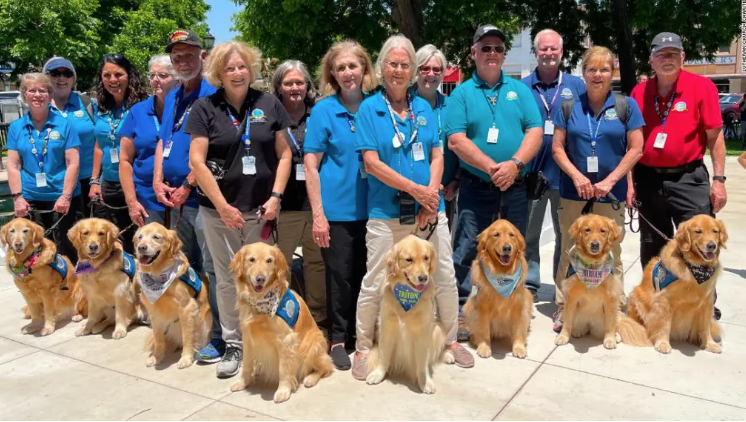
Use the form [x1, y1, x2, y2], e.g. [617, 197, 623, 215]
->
[654, 92, 676, 130]
[172, 88, 197, 134]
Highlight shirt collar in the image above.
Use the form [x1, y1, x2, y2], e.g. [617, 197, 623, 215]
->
[22, 111, 58, 130]
[330, 94, 352, 116]
[289, 106, 311, 129]
[146, 95, 157, 116]
[473, 71, 505, 89]
[580, 91, 616, 116]
[652, 70, 686, 98]
[411, 88, 447, 110]
[373, 89, 428, 115]
[530, 67, 561, 87]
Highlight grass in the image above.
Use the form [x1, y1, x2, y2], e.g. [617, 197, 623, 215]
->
[725, 138, 745, 156]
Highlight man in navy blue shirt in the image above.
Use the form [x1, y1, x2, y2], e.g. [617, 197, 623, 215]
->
[520, 29, 586, 302]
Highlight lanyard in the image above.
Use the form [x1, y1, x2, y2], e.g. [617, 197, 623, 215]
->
[536, 72, 563, 114]
[344, 113, 356, 132]
[105, 107, 127, 143]
[226, 106, 251, 148]
[151, 115, 161, 134]
[287, 127, 302, 154]
[383, 91, 418, 147]
[654, 92, 676, 130]
[481, 85, 499, 127]
[27, 127, 51, 169]
[172, 89, 196, 133]
[586, 111, 602, 156]
[435, 94, 443, 137]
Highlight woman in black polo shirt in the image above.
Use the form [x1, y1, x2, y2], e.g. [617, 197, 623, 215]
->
[186, 41, 292, 379]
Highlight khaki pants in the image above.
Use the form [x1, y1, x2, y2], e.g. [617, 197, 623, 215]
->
[355, 211, 458, 351]
[555, 198, 627, 307]
[277, 210, 326, 323]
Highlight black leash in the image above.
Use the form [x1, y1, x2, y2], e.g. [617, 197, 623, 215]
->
[581, 193, 670, 242]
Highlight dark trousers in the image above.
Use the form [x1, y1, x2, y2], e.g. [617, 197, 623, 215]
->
[633, 161, 713, 268]
[93, 180, 135, 254]
[79, 178, 93, 218]
[27, 196, 83, 262]
[321, 220, 367, 345]
[445, 198, 457, 232]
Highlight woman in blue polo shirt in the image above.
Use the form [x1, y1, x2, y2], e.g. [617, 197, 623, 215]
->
[351, 35, 473, 381]
[119, 54, 178, 227]
[6, 73, 82, 260]
[43, 57, 96, 216]
[551, 46, 644, 323]
[304, 40, 377, 371]
[89, 54, 148, 253]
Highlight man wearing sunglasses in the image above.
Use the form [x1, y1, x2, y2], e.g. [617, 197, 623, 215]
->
[445, 24, 543, 341]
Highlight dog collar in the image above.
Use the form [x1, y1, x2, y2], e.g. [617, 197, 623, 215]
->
[9, 248, 41, 279]
[480, 260, 522, 299]
[683, 252, 716, 284]
[393, 283, 423, 312]
[138, 258, 182, 304]
[248, 287, 281, 315]
[567, 247, 614, 291]
[74, 252, 115, 276]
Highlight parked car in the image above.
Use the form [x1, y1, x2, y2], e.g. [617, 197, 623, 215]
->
[720, 93, 744, 124]
[0, 91, 21, 103]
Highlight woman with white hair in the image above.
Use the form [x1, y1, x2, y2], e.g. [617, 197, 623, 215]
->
[351, 35, 474, 381]
[119, 54, 178, 226]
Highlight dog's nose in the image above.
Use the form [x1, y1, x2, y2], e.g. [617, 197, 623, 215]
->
[13, 242, 22, 249]
[89, 244, 99, 252]
[255, 275, 266, 284]
[502, 244, 512, 254]
[706, 242, 717, 252]
[417, 274, 429, 283]
[590, 241, 600, 250]
[136, 244, 147, 253]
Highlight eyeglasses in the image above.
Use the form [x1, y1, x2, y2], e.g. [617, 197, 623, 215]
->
[49, 70, 74, 78]
[480, 45, 506, 54]
[282, 80, 306, 87]
[148, 72, 172, 80]
[171, 52, 199, 64]
[419, 66, 443, 75]
[584, 68, 612, 75]
[26, 88, 49, 95]
[386, 61, 411, 71]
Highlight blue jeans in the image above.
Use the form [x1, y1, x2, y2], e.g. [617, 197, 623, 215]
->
[453, 173, 529, 308]
[524, 189, 561, 292]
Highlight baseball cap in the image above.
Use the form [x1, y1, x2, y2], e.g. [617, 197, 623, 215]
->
[473, 24, 506, 44]
[166, 29, 203, 53]
[651, 32, 683, 53]
[44, 57, 75, 73]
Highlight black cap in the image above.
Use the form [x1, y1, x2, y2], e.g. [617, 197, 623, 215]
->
[166, 29, 203, 53]
[651, 32, 683, 53]
[473, 24, 506, 44]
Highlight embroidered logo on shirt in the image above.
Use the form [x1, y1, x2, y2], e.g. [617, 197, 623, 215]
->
[674, 101, 688, 112]
[604, 109, 619, 120]
[74, 110, 85, 118]
[416, 116, 427, 126]
[49, 130, 61, 140]
[250, 109, 267, 123]
[506, 91, 518, 101]
[560, 88, 573, 99]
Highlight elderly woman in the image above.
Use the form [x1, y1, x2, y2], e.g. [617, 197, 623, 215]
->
[6, 73, 82, 260]
[551, 46, 644, 332]
[304, 40, 377, 370]
[187, 41, 292, 379]
[351, 35, 474, 380]
[413, 44, 459, 230]
[119, 54, 178, 227]
[270, 60, 326, 326]
[90, 54, 148, 253]
[43, 57, 96, 215]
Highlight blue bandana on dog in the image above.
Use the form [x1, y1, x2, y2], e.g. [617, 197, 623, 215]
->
[393, 283, 423, 312]
[480, 261, 522, 298]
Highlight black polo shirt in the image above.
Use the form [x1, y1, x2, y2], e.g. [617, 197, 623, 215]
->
[282, 108, 311, 212]
[185, 88, 291, 212]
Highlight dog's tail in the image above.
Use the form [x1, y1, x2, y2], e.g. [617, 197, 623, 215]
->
[617, 314, 652, 347]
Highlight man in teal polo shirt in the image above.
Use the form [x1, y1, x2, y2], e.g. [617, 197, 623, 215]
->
[445, 25, 543, 341]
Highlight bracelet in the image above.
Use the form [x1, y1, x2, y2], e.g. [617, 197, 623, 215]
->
[271, 192, 283, 200]
[61, 194, 72, 200]
[11, 192, 22, 199]
[89, 178, 101, 186]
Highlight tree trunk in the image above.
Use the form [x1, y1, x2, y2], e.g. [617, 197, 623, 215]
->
[611, 0, 636, 95]
[389, 0, 425, 49]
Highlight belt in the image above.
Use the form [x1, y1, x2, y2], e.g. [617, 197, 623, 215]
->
[640, 159, 703, 175]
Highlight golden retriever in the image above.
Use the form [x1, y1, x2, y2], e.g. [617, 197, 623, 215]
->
[229, 243, 332, 403]
[365, 235, 447, 394]
[68, 218, 143, 339]
[133, 222, 212, 369]
[2, 218, 85, 335]
[463, 219, 532, 359]
[555, 214, 649, 349]
[628, 214, 726, 354]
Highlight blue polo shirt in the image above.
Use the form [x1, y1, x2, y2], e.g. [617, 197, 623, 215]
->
[355, 91, 445, 219]
[304, 94, 368, 221]
[521, 69, 586, 190]
[119, 96, 164, 212]
[551, 92, 645, 203]
[159, 78, 216, 208]
[412, 89, 459, 185]
[94, 104, 130, 183]
[444, 71, 543, 183]
[50, 92, 96, 180]
[7, 112, 82, 201]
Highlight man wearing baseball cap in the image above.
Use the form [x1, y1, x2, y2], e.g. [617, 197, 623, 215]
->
[629, 32, 726, 317]
[445, 24, 543, 341]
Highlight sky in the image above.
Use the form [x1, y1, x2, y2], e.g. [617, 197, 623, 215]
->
[205, 0, 241, 43]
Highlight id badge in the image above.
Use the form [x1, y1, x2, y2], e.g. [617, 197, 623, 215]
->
[587, 156, 599, 173]
[163, 140, 173, 158]
[35, 173, 47, 188]
[544, 120, 555, 135]
[653, 133, 667, 149]
[110, 147, 119, 164]
[242, 156, 257, 175]
[487, 127, 499, 144]
[359, 161, 368, 179]
[295, 163, 306, 181]
[412, 142, 425, 161]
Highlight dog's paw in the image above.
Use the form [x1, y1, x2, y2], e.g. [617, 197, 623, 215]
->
[71, 314, 84, 323]
[705, 342, 722, 354]
[273, 387, 292, 403]
[112, 328, 127, 340]
[303, 373, 322, 388]
[554, 334, 570, 346]
[145, 355, 160, 367]
[654, 341, 672, 354]
[75, 326, 91, 337]
[512, 345, 527, 359]
[615, 332, 622, 343]
[21, 323, 41, 335]
[177, 355, 195, 369]
[365, 368, 386, 385]
[40, 326, 55, 337]
[571, 331, 583, 338]
[230, 380, 247, 392]
[21, 305, 31, 319]
[603, 337, 617, 350]
[442, 349, 456, 364]
[476, 344, 492, 359]
[421, 379, 436, 395]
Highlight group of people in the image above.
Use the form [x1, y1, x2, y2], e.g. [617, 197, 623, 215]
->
[6, 25, 727, 380]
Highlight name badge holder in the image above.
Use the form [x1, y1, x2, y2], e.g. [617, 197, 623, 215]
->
[29, 129, 51, 187]
[537, 72, 563, 136]
[586, 113, 602, 174]
[482, 90, 500, 144]
[653, 93, 676, 150]
[227, 107, 255, 175]
[412, 142, 425, 161]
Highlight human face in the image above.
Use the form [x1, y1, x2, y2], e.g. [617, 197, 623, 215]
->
[221, 53, 251, 93]
[650, 48, 683, 77]
[536, 33, 563, 69]
[332, 51, 364, 93]
[383, 47, 412, 94]
[148, 63, 176, 99]
[23, 83, 51, 110]
[280, 68, 307, 107]
[417, 56, 444, 94]
[170, 43, 204, 80]
[583, 58, 613, 98]
[48, 68, 74, 98]
[471, 36, 506, 76]
[101, 62, 129, 99]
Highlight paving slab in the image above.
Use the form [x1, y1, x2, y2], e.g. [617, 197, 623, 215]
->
[182, 402, 280, 421]
[0, 337, 38, 365]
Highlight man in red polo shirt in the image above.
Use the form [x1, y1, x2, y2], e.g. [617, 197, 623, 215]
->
[630, 32, 727, 268]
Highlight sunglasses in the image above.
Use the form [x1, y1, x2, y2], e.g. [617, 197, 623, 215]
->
[480, 45, 506, 54]
[49, 69, 74, 78]
[419, 66, 443, 75]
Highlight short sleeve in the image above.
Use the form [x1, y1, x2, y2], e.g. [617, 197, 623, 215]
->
[272, 96, 292, 131]
[6, 123, 19, 151]
[303, 108, 329, 153]
[354, 102, 379, 153]
[119, 109, 136, 138]
[700, 79, 723, 130]
[625, 97, 645, 132]
[551, 100, 571, 129]
[64, 122, 81, 149]
[444, 85, 467, 136]
[184, 98, 210, 137]
[518, 84, 543, 130]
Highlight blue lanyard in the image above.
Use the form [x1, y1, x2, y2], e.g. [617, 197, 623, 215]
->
[435, 94, 443, 137]
[344, 113, 356, 132]
[27, 126, 51, 169]
[172, 89, 195, 133]
[287, 128, 301, 154]
[481, 85, 499, 127]
[226, 107, 250, 148]
[151, 115, 161, 139]
[536, 72, 563, 114]
[383, 91, 418, 147]
[586, 111, 602, 155]
[654, 92, 676, 130]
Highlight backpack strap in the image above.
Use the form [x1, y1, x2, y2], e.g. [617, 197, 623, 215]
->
[613, 93, 628, 127]
[561, 98, 574, 127]
[276, 289, 300, 329]
[179, 266, 202, 298]
[78, 93, 96, 123]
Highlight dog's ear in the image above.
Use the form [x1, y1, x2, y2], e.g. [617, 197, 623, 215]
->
[167, 229, 183, 257]
[272, 246, 290, 283]
[675, 220, 692, 252]
[568, 217, 581, 241]
[716, 219, 728, 249]
[386, 244, 400, 276]
[0, 222, 8, 248]
[67, 221, 81, 246]
[31, 222, 44, 248]
[476, 228, 488, 254]
[426, 241, 437, 275]
[132, 226, 142, 250]
[607, 218, 621, 244]
[229, 246, 246, 279]
[513, 226, 526, 255]
[105, 221, 121, 245]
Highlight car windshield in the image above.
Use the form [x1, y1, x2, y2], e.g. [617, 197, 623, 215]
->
[719, 95, 741, 104]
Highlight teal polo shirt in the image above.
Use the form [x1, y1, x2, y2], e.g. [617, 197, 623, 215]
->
[444, 71, 542, 182]
[94, 104, 130, 183]
[50, 92, 96, 180]
[412, 89, 458, 185]
[304, 94, 368, 222]
[355, 91, 445, 219]
[7, 112, 82, 201]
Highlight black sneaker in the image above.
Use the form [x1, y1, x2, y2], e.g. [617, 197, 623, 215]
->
[714, 306, 722, 321]
[330, 344, 351, 370]
[530, 290, 539, 303]
[216, 346, 242, 379]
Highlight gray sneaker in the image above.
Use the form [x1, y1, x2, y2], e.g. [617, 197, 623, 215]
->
[216, 346, 242, 379]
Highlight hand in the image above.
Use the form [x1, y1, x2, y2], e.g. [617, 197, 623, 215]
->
[169, 186, 191, 208]
[53, 196, 71, 214]
[593, 177, 616, 199]
[710, 180, 727, 213]
[127, 201, 150, 227]
[411, 185, 439, 212]
[443, 179, 460, 201]
[491, 161, 519, 191]
[572, 173, 594, 200]
[626, 185, 637, 209]
[261, 196, 280, 220]
[312, 212, 331, 248]
[417, 208, 436, 229]
[218, 204, 244, 230]
[13, 196, 30, 218]
[154, 181, 176, 207]
[89, 184, 101, 200]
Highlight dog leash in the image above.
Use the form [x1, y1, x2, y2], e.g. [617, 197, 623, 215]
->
[582, 193, 670, 242]
[412, 217, 438, 241]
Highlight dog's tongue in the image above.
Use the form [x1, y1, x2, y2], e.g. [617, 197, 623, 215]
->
[415, 284, 425, 292]
[500, 254, 511, 264]
[138, 256, 152, 265]
[703, 251, 715, 260]
[253, 285, 264, 292]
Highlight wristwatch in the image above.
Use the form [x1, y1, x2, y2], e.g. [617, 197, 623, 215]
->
[510, 157, 525, 172]
[181, 178, 194, 189]
[11, 192, 22, 199]
[271, 192, 283, 200]
[713, 175, 726, 182]
[61, 194, 72, 200]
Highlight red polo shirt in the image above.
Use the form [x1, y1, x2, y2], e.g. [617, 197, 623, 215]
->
[630, 70, 722, 167]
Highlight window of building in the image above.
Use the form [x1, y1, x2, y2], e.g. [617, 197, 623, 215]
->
[513, 34, 522, 48]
